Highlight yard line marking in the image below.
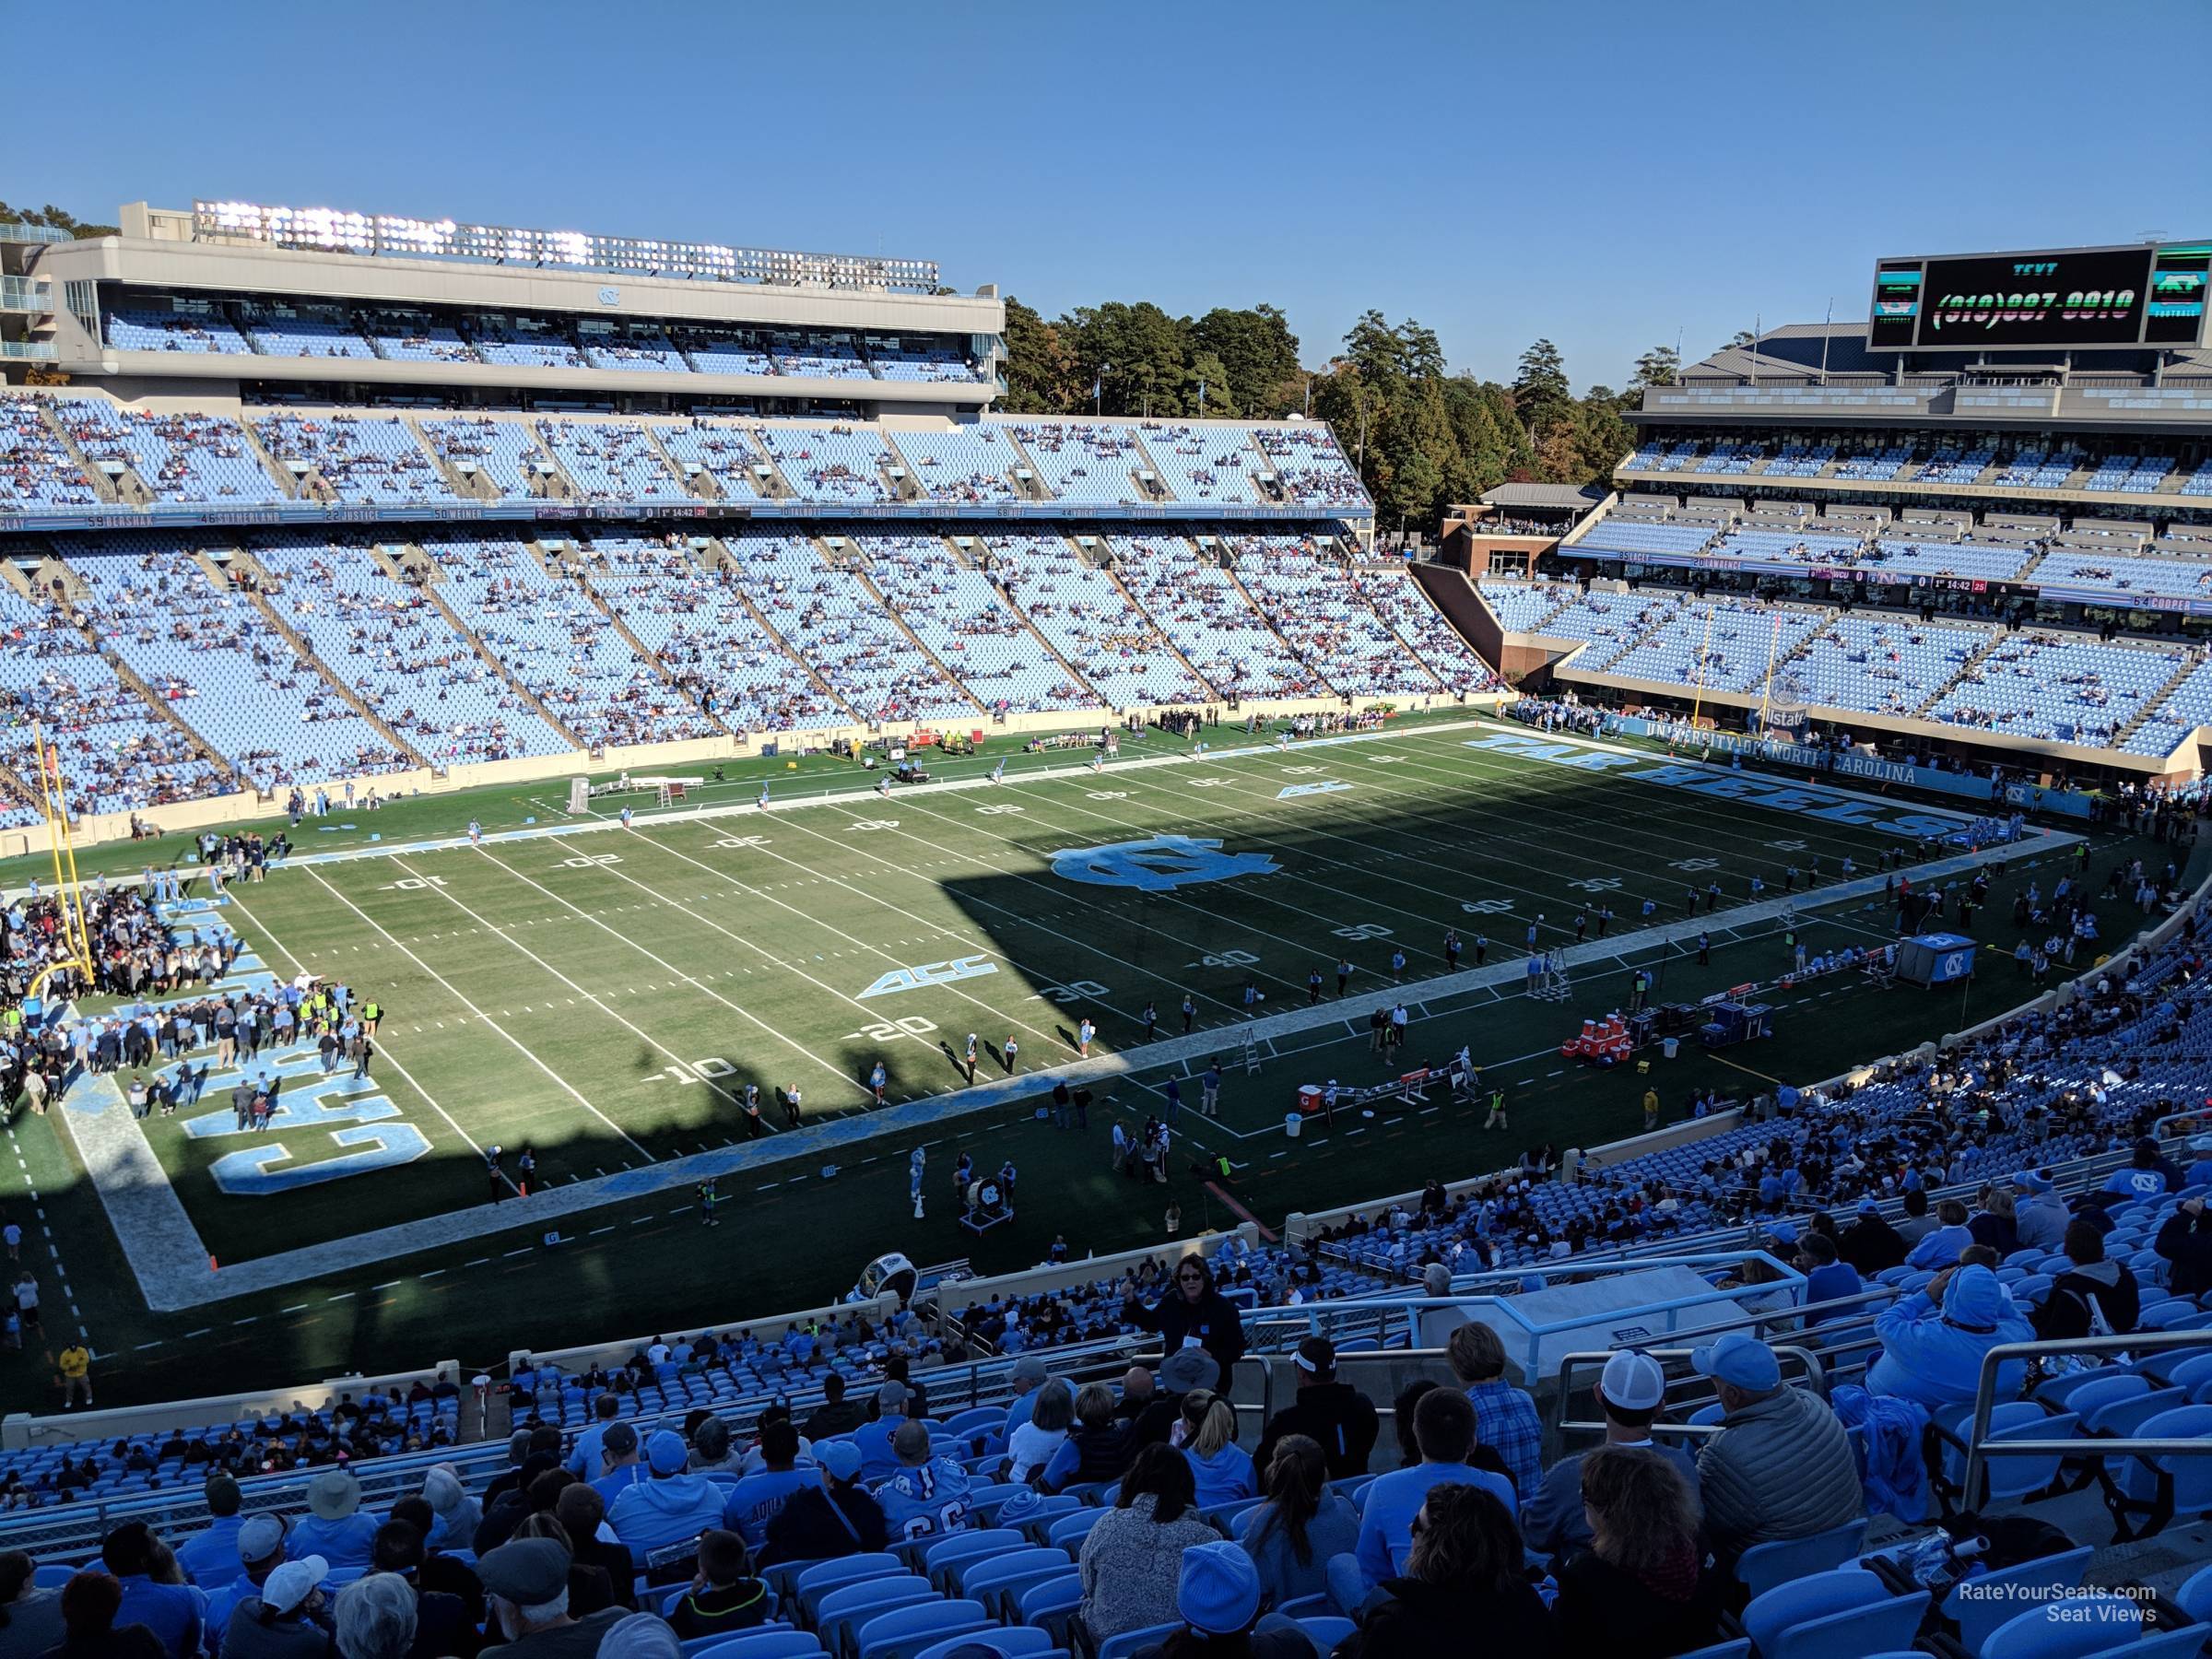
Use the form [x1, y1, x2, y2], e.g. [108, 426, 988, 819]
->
[605, 827, 1075, 1062]
[229, 887, 514, 1178]
[315, 862, 655, 1159]
[460, 846, 865, 1106]
[502, 1246, 534, 1257]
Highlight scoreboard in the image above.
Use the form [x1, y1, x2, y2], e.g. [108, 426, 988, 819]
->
[1867, 241, 2210, 352]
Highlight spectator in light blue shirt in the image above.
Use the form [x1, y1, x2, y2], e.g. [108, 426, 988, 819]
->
[1905, 1198, 1974, 1269]
[102, 1521, 205, 1659]
[723, 1419, 818, 1549]
[286, 1470, 381, 1570]
[175, 1475, 246, 1588]
[1326, 1384, 1514, 1617]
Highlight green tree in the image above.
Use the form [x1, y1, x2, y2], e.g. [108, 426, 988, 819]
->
[1512, 338, 1573, 445]
[1631, 344, 1680, 389]
[1183, 350, 1241, 419]
[1065, 301, 1192, 418]
[998, 296, 1081, 414]
[0, 201, 119, 238]
[1190, 305, 1300, 418]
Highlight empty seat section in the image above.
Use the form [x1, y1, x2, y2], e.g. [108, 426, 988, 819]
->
[253, 537, 573, 765]
[72, 537, 410, 790]
[853, 535, 1095, 716]
[982, 535, 1206, 708]
[418, 535, 717, 748]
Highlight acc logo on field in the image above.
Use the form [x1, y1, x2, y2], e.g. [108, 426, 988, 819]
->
[1277, 781, 1352, 799]
[859, 954, 1000, 999]
[1050, 835, 1279, 892]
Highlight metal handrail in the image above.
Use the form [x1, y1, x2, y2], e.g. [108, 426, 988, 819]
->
[1959, 1328, 2212, 1500]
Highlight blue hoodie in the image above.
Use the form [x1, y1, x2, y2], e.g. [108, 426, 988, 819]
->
[1182, 1442, 1257, 1507]
[1905, 1223, 1973, 1270]
[1867, 1265, 2034, 1408]
[608, 1471, 730, 1555]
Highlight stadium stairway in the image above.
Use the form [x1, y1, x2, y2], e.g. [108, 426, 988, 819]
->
[406, 548, 593, 748]
[568, 544, 731, 732]
[849, 558, 994, 720]
[404, 412, 501, 501]
[1912, 630, 2008, 717]
[228, 547, 437, 769]
[1082, 539, 1221, 698]
[704, 536, 868, 724]
[30, 403, 124, 505]
[1220, 553, 1348, 700]
[2117, 653, 2205, 749]
[940, 535, 1107, 708]
[231, 417, 300, 500]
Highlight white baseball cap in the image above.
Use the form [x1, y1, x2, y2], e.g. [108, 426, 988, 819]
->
[1599, 1350, 1665, 1413]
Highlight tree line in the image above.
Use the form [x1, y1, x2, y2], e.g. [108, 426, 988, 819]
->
[1001, 296, 1700, 531]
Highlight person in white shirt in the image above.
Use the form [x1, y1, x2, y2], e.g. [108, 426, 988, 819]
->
[1005, 1379, 1076, 1484]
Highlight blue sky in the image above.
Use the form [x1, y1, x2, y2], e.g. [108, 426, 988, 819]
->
[18, 0, 2203, 387]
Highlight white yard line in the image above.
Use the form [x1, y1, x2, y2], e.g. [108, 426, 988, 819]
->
[305, 864, 654, 1160]
[454, 847, 870, 1104]
[225, 888, 494, 1167]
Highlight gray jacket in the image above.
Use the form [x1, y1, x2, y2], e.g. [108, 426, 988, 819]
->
[1695, 1386, 1862, 1563]
[1077, 1495, 1223, 1641]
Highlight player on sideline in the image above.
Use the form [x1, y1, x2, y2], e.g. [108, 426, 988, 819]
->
[1277, 730, 1290, 752]
[758, 784, 771, 809]
[870, 1060, 888, 1105]
[877, 773, 893, 799]
[1089, 751, 1106, 774]
[964, 1032, 980, 1082]
[910, 1147, 926, 1219]
[619, 805, 634, 829]
[1003, 1034, 1019, 1073]
[1077, 1018, 1096, 1057]
[467, 818, 482, 846]
[990, 758, 1006, 784]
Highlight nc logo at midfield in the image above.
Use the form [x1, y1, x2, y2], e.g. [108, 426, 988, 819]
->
[1050, 835, 1279, 892]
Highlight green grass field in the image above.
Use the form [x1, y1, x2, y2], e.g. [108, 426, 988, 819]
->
[0, 712, 2182, 1411]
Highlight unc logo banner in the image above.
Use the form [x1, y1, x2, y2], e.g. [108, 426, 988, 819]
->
[1049, 835, 1280, 892]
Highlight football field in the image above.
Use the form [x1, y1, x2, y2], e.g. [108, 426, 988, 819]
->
[9, 712, 2172, 1406]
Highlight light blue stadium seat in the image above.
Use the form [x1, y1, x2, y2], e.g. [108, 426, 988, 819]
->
[956, 1546, 1070, 1615]
[2099, 1404, 2212, 1539]
[1735, 1519, 1869, 1600]
[1983, 1594, 2159, 1659]
[681, 1637, 822, 1659]
[794, 1555, 901, 1623]
[1045, 1510, 1105, 1555]
[922, 1529, 1023, 1590]
[1016, 1571, 1082, 1641]
[1947, 1546, 2094, 1653]
[687, 1632, 824, 1659]
[1098, 1624, 1180, 1659]
[1743, 1569, 1928, 1659]
[913, 1630, 1058, 1659]
[855, 1597, 993, 1659]
[816, 1576, 937, 1654]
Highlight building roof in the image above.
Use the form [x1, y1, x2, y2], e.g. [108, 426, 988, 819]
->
[1481, 482, 1606, 511]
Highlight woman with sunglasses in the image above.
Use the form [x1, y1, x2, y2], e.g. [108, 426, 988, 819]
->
[1124, 1254, 1248, 1381]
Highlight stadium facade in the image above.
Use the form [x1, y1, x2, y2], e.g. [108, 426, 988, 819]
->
[0, 200, 1448, 854]
[1438, 241, 2212, 783]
